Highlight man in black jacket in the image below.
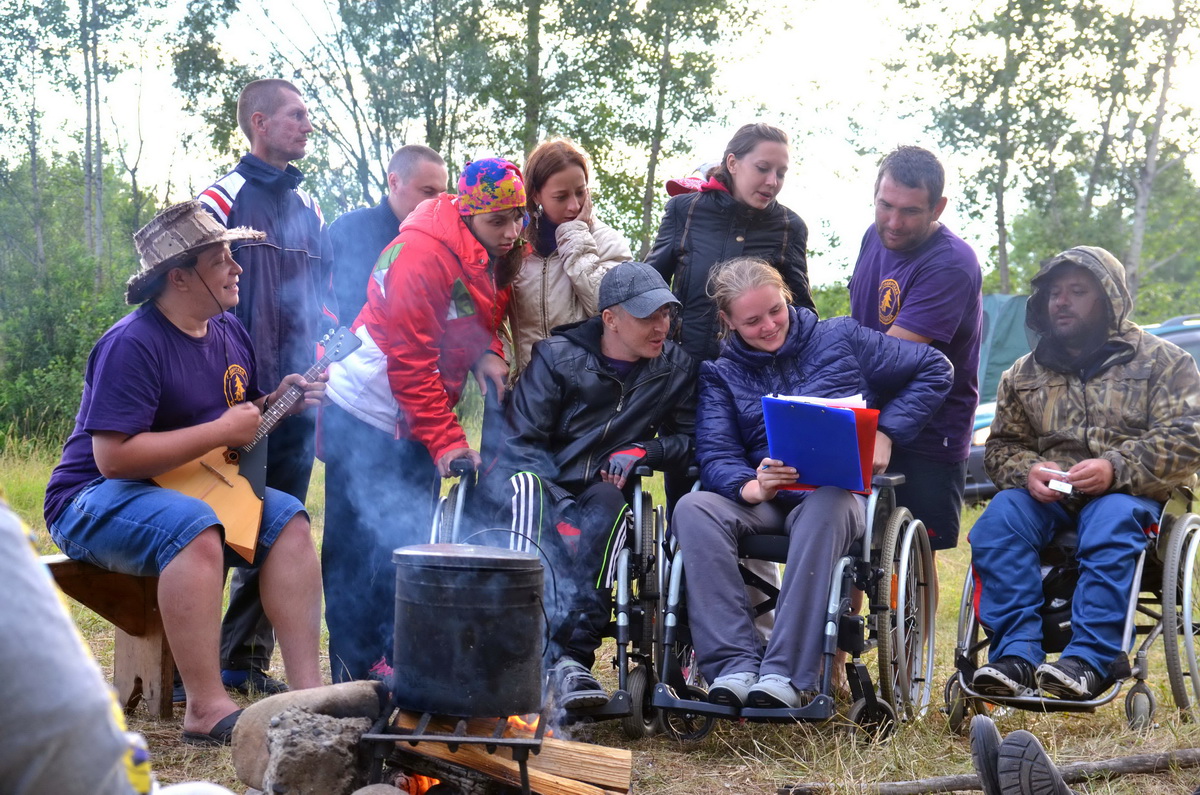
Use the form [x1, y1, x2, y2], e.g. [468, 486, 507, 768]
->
[494, 261, 698, 710]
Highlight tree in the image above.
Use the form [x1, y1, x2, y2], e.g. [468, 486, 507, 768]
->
[921, 0, 1084, 293]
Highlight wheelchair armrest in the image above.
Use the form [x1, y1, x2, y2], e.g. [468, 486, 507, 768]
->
[872, 473, 905, 488]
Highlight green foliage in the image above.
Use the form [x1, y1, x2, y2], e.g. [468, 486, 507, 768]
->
[812, 282, 851, 320]
[0, 156, 137, 444]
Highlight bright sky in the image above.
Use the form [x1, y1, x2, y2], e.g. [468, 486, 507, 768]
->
[35, 0, 1200, 287]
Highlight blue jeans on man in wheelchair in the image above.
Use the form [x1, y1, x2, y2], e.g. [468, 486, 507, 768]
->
[970, 489, 1161, 682]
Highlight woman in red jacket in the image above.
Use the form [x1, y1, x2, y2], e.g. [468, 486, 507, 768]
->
[321, 158, 527, 682]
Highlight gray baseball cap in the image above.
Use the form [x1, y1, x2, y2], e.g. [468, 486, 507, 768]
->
[599, 261, 680, 318]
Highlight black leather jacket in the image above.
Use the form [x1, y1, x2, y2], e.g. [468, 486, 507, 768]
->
[645, 187, 814, 361]
[494, 316, 697, 504]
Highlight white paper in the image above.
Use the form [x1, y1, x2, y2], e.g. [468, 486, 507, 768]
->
[767, 393, 867, 408]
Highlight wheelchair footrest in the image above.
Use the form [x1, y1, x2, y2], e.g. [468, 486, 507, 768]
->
[650, 683, 837, 722]
[561, 689, 632, 721]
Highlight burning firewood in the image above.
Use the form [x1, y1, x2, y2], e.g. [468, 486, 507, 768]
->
[391, 711, 632, 795]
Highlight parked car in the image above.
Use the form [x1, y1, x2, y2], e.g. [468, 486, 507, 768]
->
[963, 315, 1200, 504]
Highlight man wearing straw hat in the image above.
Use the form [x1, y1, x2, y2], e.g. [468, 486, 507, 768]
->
[43, 201, 325, 746]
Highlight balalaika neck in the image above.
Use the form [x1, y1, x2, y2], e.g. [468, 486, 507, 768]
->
[238, 358, 326, 453]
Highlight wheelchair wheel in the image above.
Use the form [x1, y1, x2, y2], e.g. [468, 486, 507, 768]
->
[875, 507, 936, 719]
[1163, 512, 1200, 717]
[621, 663, 659, 739]
[1125, 680, 1156, 731]
[846, 696, 896, 742]
[638, 492, 657, 653]
[430, 491, 456, 544]
[943, 675, 969, 735]
[660, 685, 715, 742]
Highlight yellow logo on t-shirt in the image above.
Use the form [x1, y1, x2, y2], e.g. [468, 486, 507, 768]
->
[878, 279, 901, 326]
[224, 364, 249, 406]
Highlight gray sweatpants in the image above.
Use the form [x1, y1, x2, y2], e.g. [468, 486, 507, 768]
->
[672, 487, 865, 692]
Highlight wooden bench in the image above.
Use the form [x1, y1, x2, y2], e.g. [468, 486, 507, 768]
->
[42, 554, 174, 718]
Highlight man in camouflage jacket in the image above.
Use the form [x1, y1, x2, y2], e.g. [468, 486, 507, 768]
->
[969, 246, 1200, 701]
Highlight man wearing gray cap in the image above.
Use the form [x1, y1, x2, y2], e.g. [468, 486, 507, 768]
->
[492, 261, 698, 709]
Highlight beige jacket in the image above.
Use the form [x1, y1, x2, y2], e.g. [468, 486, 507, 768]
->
[509, 218, 632, 374]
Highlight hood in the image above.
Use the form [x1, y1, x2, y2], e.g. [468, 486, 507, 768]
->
[556, 316, 606, 357]
[1026, 245, 1133, 339]
[399, 193, 490, 271]
[720, 306, 816, 369]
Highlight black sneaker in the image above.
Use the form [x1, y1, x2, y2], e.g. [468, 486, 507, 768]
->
[970, 715, 1003, 795]
[997, 729, 1076, 795]
[1035, 657, 1111, 700]
[973, 656, 1037, 697]
[552, 659, 609, 710]
[221, 668, 289, 696]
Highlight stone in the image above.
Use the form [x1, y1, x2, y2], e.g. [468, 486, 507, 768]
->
[260, 706, 373, 795]
[349, 786, 405, 795]
[232, 680, 389, 790]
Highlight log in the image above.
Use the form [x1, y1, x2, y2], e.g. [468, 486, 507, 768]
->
[778, 746, 1200, 794]
[392, 711, 631, 795]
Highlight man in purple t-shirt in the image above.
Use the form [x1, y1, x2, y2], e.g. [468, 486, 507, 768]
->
[848, 145, 982, 557]
[43, 201, 326, 747]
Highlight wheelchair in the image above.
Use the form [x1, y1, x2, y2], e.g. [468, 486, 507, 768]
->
[429, 460, 676, 738]
[944, 488, 1200, 732]
[650, 473, 937, 741]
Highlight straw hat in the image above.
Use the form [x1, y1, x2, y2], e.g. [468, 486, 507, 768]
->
[125, 200, 265, 304]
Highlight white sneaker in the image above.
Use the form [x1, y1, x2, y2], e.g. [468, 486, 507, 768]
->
[708, 671, 758, 708]
[746, 673, 805, 708]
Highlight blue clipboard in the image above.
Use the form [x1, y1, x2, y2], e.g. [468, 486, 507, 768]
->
[761, 396, 872, 491]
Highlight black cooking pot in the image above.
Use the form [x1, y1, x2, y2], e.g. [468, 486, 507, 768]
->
[392, 544, 544, 717]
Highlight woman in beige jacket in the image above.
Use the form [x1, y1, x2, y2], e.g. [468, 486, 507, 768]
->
[510, 139, 632, 375]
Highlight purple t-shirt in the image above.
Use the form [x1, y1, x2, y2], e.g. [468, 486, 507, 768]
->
[44, 304, 262, 525]
[848, 224, 982, 463]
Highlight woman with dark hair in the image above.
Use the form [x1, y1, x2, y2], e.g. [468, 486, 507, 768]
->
[321, 158, 527, 683]
[672, 257, 950, 710]
[645, 122, 814, 361]
[510, 138, 631, 375]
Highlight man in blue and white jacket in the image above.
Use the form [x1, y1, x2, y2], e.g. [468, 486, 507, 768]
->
[198, 78, 337, 697]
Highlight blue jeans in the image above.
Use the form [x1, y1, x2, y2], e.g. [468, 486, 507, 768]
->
[969, 489, 1161, 672]
[50, 478, 304, 576]
[321, 404, 438, 682]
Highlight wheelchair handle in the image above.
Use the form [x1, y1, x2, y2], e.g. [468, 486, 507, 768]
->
[450, 458, 477, 477]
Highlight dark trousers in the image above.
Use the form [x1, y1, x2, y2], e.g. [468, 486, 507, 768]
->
[219, 411, 315, 671]
[321, 404, 438, 683]
[510, 476, 631, 669]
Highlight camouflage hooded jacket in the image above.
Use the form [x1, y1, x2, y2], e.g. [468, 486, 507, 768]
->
[984, 246, 1200, 505]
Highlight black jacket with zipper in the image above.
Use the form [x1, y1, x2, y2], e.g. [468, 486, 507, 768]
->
[644, 187, 814, 361]
[494, 316, 697, 505]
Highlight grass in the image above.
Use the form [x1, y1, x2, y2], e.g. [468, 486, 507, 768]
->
[4, 450, 1199, 793]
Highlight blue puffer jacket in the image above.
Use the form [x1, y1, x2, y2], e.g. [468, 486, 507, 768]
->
[698, 306, 953, 504]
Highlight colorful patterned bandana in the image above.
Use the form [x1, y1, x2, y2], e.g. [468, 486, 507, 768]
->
[456, 158, 527, 216]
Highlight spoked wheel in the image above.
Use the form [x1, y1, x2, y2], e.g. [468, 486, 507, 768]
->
[1125, 680, 1156, 731]
[846, 696, 897, 742]
[621, 664, 659, 739]
[637, 493, 657, 654]
[660, 685, 715, 742]
[1163, 513, 1200, 718]
[875, 507, 936, 719]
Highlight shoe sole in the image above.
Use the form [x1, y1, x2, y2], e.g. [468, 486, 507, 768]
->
[1035, 670, 1089, 700]
[970, 715, 1003, 795]
[560, 691, 610, 710]
[707, 686, 746, 709]
[997, 730, 1073, 795]
[745, 690, 796, 709]
[973, 670, 1030, 699]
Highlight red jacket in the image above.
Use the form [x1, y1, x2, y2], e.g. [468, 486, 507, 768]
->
[325, 194, 509, 460]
